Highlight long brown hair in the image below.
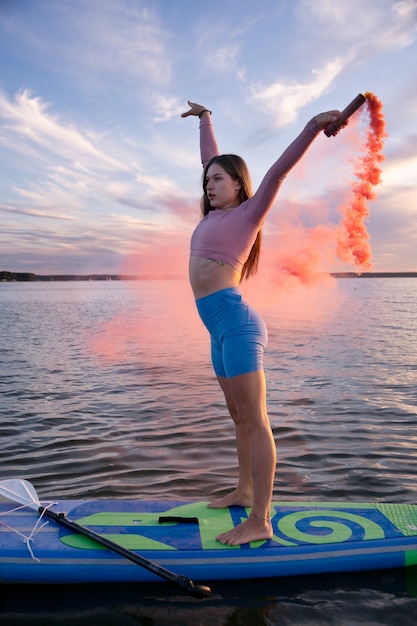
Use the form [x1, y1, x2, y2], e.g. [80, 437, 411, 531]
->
[201, 154, 262, 281]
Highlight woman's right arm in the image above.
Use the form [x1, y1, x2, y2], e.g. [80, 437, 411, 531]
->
[181, 100, 220, 167]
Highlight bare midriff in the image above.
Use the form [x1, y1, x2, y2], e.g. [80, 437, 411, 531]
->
[189, 255, 240, 300]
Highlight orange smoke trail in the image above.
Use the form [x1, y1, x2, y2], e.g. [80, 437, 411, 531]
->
[272, 221, 337, 287]
[336, 92, 387, 271]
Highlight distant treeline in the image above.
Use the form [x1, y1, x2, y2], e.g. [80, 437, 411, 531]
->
[1, 271, 37, 282]
[1, 270, 417, 282]
[0, 271, 182, 282]
[331, 272, 417, 278]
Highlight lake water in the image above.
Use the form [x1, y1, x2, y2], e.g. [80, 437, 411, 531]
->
[1, 277, 417, 624]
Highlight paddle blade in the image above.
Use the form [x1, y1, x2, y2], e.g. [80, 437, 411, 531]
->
[0, 479, 41, 510]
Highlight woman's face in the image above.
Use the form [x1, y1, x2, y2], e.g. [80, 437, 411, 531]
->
[205, 163, 241, 210]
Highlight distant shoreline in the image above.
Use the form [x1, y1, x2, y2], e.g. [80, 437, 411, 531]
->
[1, 271, 417, 282]
[331, 272, 417, 279]
[0, 272, 184, 282]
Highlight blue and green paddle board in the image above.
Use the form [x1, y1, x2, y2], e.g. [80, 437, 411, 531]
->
[2, 499, 417, 584]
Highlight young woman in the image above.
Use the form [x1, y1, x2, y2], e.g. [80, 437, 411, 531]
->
[181, 101, 342, 546]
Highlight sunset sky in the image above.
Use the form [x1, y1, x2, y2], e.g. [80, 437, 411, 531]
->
[1, 0, 416, 277]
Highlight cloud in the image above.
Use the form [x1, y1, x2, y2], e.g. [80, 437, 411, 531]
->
[194, 11, 270, 75]
[135, 170, 186, 202]
[204, 42, 242, 73]
[0, 197, 194, 275]
[0, 203, 75, 220]
[297, 0, 417, 48]
[239, 0, 416, 144]
[1, 0, 416, 275]
[150, 95, 185, 122]
[0, 85, 199, 276]
[0, 89, 128, 171]
[71, 0, 173, 87]
[0, 0, 173, 91]
[383, 157, 417, 187]
[0, 89, 182, 218]
[247, 59, 345, 127]
[246, 0, 417, 129]
[367, 186, 417, 271]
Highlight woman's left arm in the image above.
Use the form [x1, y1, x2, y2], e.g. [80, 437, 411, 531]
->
[246, 110, 341, 224]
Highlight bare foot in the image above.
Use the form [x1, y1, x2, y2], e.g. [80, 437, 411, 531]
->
[207, 489, 253, 509]
[216, 514, 272, 546]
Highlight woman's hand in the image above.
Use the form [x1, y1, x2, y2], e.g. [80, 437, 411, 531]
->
[313, 110, 343, 129]
[181, 100, 210, 118]
[314, 110, 349, 135]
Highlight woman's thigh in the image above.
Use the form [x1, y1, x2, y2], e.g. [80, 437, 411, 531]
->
[218, 369, 268, 425]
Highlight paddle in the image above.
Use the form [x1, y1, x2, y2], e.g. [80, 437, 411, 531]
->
[0, 479, 211, 599]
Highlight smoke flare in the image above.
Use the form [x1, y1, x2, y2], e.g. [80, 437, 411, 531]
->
[336, 92, 387, 271]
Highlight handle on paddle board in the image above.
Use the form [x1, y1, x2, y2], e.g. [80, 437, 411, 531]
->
[39, 507, 211, 599]
[159, 515, 199, 524]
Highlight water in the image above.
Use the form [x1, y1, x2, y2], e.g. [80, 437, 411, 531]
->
[1, 277, 417, 624]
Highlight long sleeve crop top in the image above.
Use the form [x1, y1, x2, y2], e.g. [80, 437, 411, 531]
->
[190, 116, 322, 273]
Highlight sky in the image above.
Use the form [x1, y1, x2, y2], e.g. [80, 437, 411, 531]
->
[0, 0, 416, 277]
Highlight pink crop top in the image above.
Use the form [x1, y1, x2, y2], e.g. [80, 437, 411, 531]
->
[190, 116, 321, 273]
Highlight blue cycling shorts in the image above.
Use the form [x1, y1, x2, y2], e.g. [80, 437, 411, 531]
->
[196, 287, 268, 378]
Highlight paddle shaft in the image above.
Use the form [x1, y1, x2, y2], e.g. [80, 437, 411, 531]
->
[39, 506, 211, 598]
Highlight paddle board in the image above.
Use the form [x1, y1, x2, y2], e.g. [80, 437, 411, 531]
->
[2, 499, 417, 584]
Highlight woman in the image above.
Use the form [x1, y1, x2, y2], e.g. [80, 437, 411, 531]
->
[181, 101, 342, 546]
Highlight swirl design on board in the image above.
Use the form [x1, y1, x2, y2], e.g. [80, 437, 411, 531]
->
[275, 509, 385, 545]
